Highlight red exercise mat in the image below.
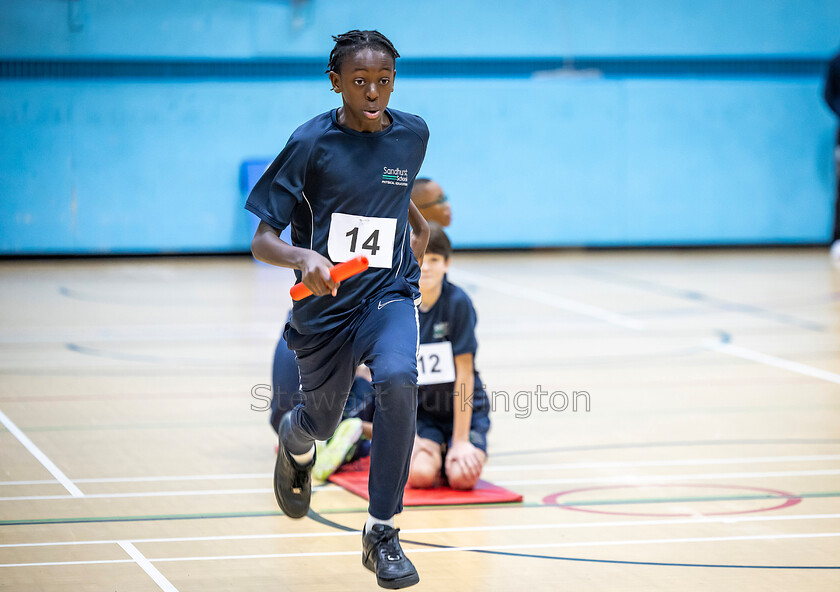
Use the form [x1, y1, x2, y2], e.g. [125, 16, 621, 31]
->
[328, 456, 523, 506]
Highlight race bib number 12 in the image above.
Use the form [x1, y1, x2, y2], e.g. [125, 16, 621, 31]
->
[417, 341, 456, 386]
[328, 213, 397, 269]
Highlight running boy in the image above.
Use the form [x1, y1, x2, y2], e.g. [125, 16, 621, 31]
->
[407, 223, 489, 490]
[268, 177, 448, 437]
[247, 30, 426, 589]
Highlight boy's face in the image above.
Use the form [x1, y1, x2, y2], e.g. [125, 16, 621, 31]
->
[329, 48, 395, 133]
[419, 252, 449, 294]
[412, 181, 452, 227]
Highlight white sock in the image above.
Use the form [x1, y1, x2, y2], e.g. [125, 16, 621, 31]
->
[290, 445, 314, 465]
[365, 515, 395, 534]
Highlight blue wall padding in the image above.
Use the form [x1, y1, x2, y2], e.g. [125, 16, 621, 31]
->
[1, 1, 839, 253]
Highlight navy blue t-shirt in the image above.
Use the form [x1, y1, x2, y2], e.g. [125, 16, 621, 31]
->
[417, 277, 488, 419]
[245, 108, 428, 334]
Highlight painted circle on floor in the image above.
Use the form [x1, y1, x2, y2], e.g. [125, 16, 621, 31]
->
[543, 483, 802, 517]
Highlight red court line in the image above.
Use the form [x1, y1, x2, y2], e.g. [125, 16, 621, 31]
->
[544, 483, 801, 517]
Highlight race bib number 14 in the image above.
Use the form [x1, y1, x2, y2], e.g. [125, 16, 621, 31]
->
[328, 213, 397, 269]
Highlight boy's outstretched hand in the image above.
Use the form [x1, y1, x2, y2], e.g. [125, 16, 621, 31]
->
[300, 251, 339, 297]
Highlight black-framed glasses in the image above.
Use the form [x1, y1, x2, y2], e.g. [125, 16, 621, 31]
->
[417, 194, 448, 208]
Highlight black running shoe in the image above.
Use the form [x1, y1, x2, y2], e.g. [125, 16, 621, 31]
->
[273, 414, 315, 519]
[362, 524, 420, 589]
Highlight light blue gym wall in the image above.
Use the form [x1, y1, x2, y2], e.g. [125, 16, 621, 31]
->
[1, 0, 839, 253]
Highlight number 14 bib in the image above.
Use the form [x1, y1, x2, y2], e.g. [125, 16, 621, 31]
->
[327, 213, 397, 269]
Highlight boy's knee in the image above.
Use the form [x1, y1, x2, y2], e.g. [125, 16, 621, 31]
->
[377, 366, 416, 392]
[298, 409, 344, 442]
[374, 367, 417, 412]
[445, 467, 479, 491]
[408, 443, 441, 489]
[311, 423, 339, 442]
[408, 462, 439, 489]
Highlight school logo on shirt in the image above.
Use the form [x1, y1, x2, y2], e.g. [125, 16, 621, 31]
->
[382, 166, 409, 187]
[433, 322, 449, 339]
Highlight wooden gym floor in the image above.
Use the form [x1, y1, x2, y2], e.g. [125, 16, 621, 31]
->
[0, 248, 838, 591]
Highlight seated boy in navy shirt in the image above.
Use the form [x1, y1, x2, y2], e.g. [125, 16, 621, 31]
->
[407, 223, 489, 490]
[316, 224, 490, 490]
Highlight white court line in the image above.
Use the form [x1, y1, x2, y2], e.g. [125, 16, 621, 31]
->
[704, 341, 840, 385]
[0, 553, 350, 568]
[74, 473, 273, 484]
[2, 468, 837, 502]
[0, 473, 273, 486]
[452, 268, 646, 330]
[3, 532, 838, 567]
[494, 468, 840, 487]
[0, 322, 281, 345]
[0, 488, 273, 502]
[118, 541, 179, 592]
[0, 484, 335, 503]
[0, 559, 135, 568]
[2, 512, 839, 549]
[0, 531, 359, 548]
[0, 408, 84, 498]
[2, 454, 837, 487]
[482, 454, 840, 473]
[454, 268, 840, 385]
[0, 480, 67, 486]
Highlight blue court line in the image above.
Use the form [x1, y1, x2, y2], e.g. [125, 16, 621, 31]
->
[63, 343, 264, 371]
[306, 510, 840, 570]
[58, 285, 189, 306]
[58, 286, 122, 305]
[453, 547, 840, 570]
[64, 343, 180, 364]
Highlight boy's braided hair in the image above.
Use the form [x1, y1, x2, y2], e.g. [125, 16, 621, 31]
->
[327, 30, 400, 74]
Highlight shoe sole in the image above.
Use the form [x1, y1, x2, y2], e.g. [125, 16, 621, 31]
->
[312, 418, 363, 481]
[363, 554, 420, 589]
[273, 450, 309, 519]
[274, 415, 312, 519]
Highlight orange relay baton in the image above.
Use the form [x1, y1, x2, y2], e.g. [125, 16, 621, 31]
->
[289, 255, 370, 301]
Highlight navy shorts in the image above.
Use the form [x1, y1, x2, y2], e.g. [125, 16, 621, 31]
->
[416, 394, 490, 453]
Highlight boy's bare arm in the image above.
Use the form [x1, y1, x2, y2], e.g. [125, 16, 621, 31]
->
[408, 201, 430, 265]
[451, 353, 475, 444]
[250, 220, 338, 297]
[448, 352, 482, 479]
